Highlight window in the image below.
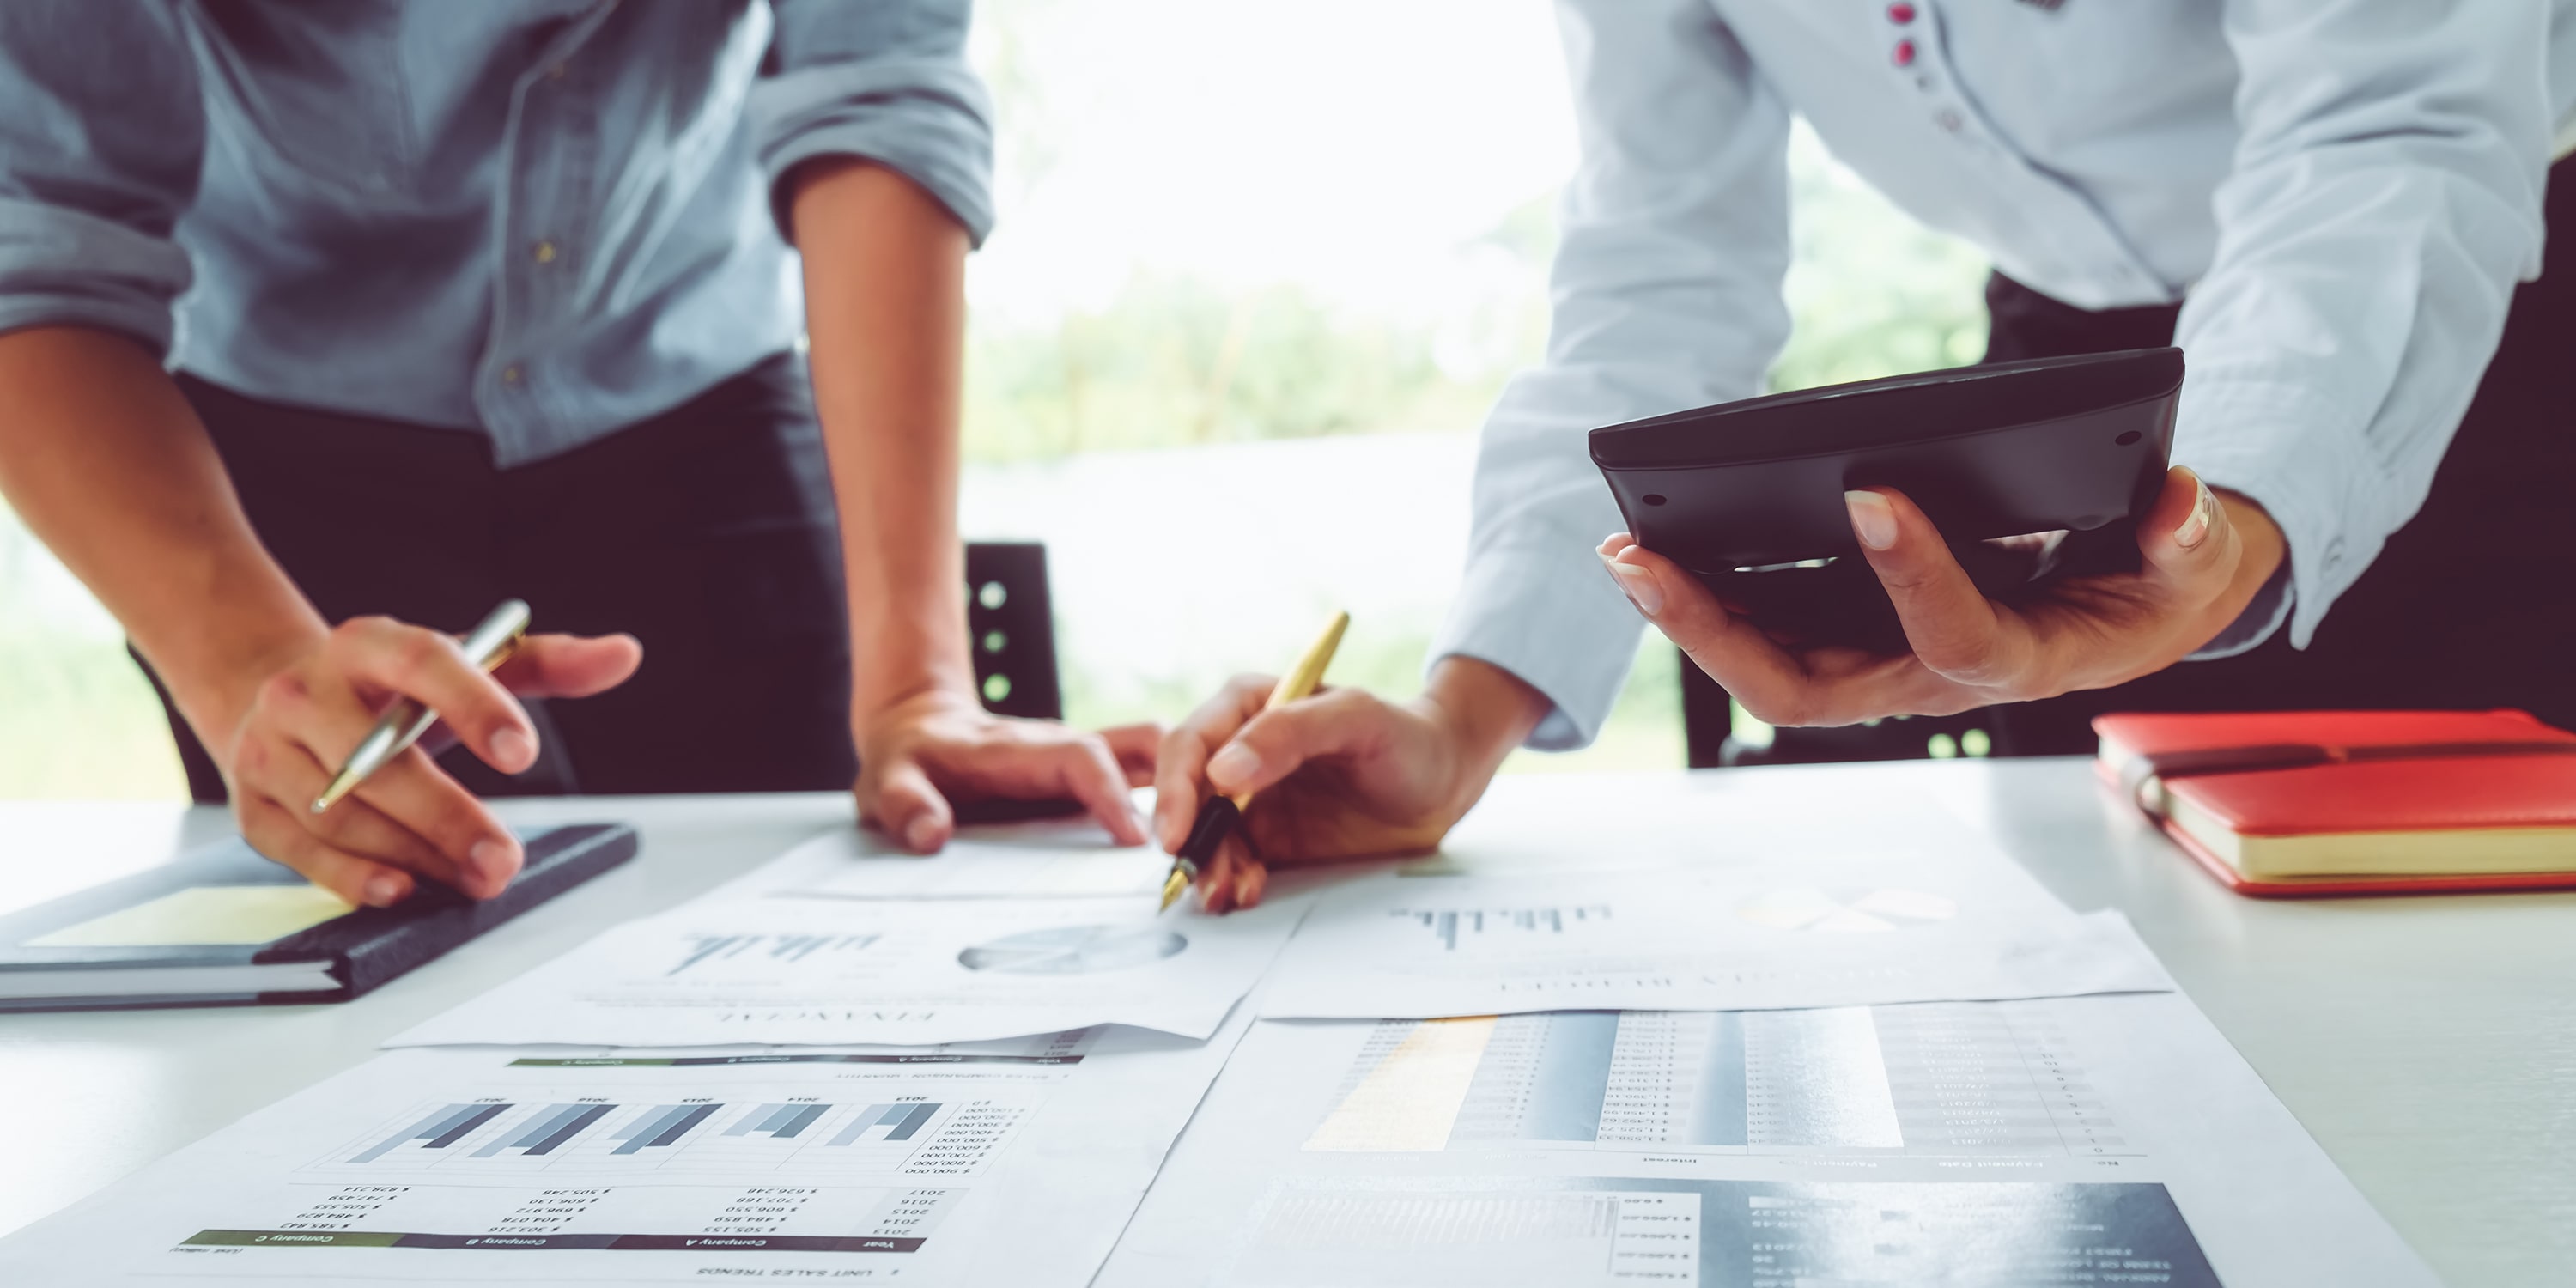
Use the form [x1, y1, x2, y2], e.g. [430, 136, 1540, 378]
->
[0, 0, 1986, 798]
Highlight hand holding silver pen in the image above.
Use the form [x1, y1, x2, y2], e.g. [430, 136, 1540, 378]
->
[210, 601, 642, 909]
[311, 599, 532, 814]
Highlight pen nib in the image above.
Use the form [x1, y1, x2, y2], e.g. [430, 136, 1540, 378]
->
[1158, 868, 1190, 913]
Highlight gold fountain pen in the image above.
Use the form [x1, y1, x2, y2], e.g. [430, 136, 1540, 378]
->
[1159, 611, 1349, 911]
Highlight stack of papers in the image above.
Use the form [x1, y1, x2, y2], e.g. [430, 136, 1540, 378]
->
[0, 781, 2442, 1287]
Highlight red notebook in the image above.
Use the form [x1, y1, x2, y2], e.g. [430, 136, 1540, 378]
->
[2092, 709, 2576, 897]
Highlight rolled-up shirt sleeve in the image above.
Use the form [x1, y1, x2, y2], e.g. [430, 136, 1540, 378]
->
[2172, 0, 2551, 650]
[1428, 0, 1795, 750]
[753, 0, 996, 246]
[0, 1, 202, 355]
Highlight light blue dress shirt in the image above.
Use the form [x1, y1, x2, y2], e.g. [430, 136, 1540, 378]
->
[1436, 0, 2576, 749]
[0, 0, 993, 467]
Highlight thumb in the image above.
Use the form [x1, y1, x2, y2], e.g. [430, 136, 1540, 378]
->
[1205, 688, 1387, 799]
[2138, 466, 2237, 589]
[495, 633, 643, 699]
[861, 756, 954, 854]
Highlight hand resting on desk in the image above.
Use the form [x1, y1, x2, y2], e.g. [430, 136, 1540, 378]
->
[1601, 465, 2286, 729]
[854, 689, 1161, 854]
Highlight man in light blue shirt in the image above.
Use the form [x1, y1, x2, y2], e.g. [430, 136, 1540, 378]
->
[0, 1, 1155, 908]
[1155, 0, 2576, 909]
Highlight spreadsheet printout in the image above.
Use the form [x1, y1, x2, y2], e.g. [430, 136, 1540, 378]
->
[1097, 993, 2437, 1287]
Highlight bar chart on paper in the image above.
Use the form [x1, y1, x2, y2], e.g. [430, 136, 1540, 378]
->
[321, 1066, 1033, 1179]
[1306, 1001, 2124, 1157]
[1391, 905, 1613, 951]
[665, 933, 879, 977]
[147, 1048, 1095, 1271]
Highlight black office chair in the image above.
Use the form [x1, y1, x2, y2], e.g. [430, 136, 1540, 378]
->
[963, 540, 1065, 723]
[1679, 650, 2000, 769]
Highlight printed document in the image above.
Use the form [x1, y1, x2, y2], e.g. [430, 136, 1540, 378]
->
[1095, 993, 2439, 1287]
[1259, 844, 2172, 1019]
[0, 1018, 1247, 1286]
[740, 823, 1175, 902]
[389, 893, 1305, 1048]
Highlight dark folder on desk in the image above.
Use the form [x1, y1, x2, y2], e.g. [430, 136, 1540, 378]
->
[0, 823, 635, 1010]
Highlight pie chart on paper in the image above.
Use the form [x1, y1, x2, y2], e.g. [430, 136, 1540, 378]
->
[1736, 887, 1959, 933]
[956, 925, 1188, 975]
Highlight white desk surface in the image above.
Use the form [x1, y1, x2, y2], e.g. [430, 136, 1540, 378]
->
[2, 759, 2570, 1286]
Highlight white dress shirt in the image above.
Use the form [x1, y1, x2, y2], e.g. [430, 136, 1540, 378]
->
[1435, 0, 2575, 750]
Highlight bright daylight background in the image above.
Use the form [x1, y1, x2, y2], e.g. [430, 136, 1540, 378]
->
[0, 0, 1988, 799]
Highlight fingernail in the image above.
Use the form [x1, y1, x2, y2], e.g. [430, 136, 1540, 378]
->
[1845, 490, 1898, 550]
[1207, 743, 1261, 788]
[1605, 560, 1663, 617]
[363, 873, 406, 907]
[903, 815, 941, 851]
[470, 837, 511, 880]
[491, 726, 535, 773]
[2173, 477, 2215, 550]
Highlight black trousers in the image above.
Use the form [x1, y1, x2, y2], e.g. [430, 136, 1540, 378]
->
[148, 354, 860, 800]
[1981, 161, 2576, 753]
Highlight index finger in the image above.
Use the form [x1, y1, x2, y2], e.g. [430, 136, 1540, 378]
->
[1153, 675, 1277, 851]
[326, 617, 538, 775]
[1844, 487, 2032, 689]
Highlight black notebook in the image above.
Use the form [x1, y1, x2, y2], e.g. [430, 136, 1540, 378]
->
[0, 823, 635, 1011]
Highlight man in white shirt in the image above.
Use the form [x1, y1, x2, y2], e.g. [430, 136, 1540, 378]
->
[1153, 0, 2576, 908]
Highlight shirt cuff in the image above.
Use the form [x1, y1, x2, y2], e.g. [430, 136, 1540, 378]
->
[1428, 540, 1648, 751]
[0, 197, 188, 355]
[750, 59, 996, 247]
[2184, 553, 2293, 660]
[2171, 373, 2378, 651]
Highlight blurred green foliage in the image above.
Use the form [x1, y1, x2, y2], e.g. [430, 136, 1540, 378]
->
[965, 277, 1514, 462]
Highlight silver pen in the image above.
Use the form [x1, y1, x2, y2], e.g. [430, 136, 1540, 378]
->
[310, 598, 532, 814]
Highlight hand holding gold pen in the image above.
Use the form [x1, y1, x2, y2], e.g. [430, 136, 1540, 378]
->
[1157, 611, 1349, 911]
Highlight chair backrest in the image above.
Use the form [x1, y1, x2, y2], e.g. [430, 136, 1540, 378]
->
[1679, 648, 2000, 768]
[964, 541, 1065, 722]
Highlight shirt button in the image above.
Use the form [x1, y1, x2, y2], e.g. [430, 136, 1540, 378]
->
[1888, 2, 1917, 21]
[532, 240, 558, 264]
[1893, 39, 1918, 67]
[1935, 107, 1963, 132]
[501, 364, 524, 386]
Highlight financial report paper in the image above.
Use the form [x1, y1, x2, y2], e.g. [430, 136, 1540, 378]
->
[1095, 993, 2439, 1287]
[1259, 842, 2173, 1019]
[736, 817, 1176, 902]
[388, 892, 1306, 1048]
[0, 1019, 1249, 1286]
